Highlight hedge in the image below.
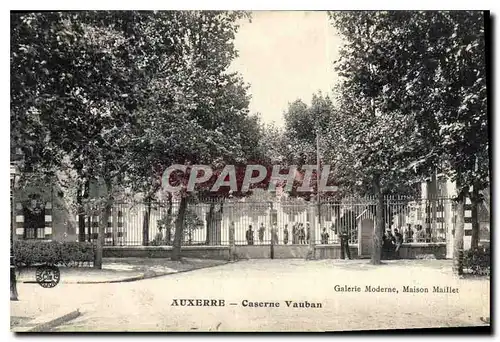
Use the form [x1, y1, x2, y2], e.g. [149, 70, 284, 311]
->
[13, 240, 95, 267]
[463, 246, 490, 276]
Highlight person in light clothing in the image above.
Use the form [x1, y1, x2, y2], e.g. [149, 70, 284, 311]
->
[258, 223, 265, 244]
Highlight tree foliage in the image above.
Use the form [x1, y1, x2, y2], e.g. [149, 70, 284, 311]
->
[328, 10, 488, 266]
[11, 10, 257, 262]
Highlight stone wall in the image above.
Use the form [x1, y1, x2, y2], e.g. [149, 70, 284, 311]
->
[398, 243, 447, 259]
[103, 243, 446, 260]
[104, 245, 231, 260]
[315, 245, 359, 259]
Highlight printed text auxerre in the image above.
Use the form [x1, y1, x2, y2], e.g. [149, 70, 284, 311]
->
[170, 299, 323, 308]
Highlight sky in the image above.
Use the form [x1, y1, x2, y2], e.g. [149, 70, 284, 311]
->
[228, 11, 342, 126]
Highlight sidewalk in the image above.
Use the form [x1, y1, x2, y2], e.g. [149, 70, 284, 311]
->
[16, 257, 229, 284]
[11, 257, 229, 332]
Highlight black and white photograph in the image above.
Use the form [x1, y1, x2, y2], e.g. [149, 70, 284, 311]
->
[9, 9, 491, 332]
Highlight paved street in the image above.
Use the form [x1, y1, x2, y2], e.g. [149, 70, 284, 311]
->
[12, 259, 490, 332]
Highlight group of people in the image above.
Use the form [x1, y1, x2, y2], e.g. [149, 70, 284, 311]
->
[289, 223, 311, 244]
[244, 223, 351, 256]
[245, 223, 274, 245]
[382, 228, 404, 259]
[245, 223, 313, 245]
[383, 224, 432, 259]
[403, 224, 432, 243]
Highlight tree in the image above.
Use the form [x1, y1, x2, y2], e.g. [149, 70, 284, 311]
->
[329, 12, 433, 264]
[434, 12, 487, 273]
[11, 11, 257, 265]
[281, 94, 341, 202]
[126, 11, 259, 260]
[329, 11, 488, 270]
[12, 11, 151, 268]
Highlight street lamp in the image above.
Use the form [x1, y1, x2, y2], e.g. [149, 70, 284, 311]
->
[316, 127, 321, 230]
[269, 201, 275, 260]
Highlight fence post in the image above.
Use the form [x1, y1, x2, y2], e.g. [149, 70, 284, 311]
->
[269, 202, 274, 259]
[306, 203, 316, 260]
[229, 221, 236, 261]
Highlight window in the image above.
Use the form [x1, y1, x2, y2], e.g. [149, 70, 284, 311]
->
[23, 194, 46, 240]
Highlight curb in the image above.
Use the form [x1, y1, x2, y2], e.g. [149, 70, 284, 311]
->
[86, 260, 234, 284]
[75, 272, 168, 284]
[17, 260, 233, 285]
[13, 309, 81, 332]
[70, 260, 233, 284]
[17, 273, 165, 285]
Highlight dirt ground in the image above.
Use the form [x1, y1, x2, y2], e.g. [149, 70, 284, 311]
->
[11, 258, 489, 332]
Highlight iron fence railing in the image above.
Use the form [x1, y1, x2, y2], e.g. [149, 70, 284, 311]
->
[73, 196, 470, 247]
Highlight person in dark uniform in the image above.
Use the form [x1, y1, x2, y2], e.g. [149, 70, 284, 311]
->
[339, 226, 351, 259]
[283, 224, 289, 245]
[320, 227, 329, 244]
[394, 228, 403, 258]
[246, 225, 254, 245]
[292, 224, 298, 244]
[299, 223, 306, 244]
[383, 230, 396, 259]
[306, 223, 311, 244]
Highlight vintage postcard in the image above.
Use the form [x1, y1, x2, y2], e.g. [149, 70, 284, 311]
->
[10, 10, 490, 332]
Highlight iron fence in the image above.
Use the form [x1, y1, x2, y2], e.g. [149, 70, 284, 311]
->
[78, 195, 469, 247]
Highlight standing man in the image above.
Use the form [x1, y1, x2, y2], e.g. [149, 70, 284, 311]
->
[271, 224, 279, 245]
[383, 230, 396, 259]
[258, 223, 265, 244]
[320, 227, 329, 244]
[246, 225, 254, 245]
[306, 223, 311, 244]
[394, 228, 403, 258]
[292, 224, 298, 244]
[299, 223, 306, 244]
[339, 226, 351, 260]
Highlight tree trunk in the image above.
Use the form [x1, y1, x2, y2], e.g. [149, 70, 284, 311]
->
[165, 192, 173, 245]
[371, 177, 384, 265]
[171, 196, 188, 261]
[94, 179, 113, 269]
[142, 197, 152, 246]
[453, 191, 466, 275]
[470, 183, 480, 249]
[78, 179, 90, 242]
